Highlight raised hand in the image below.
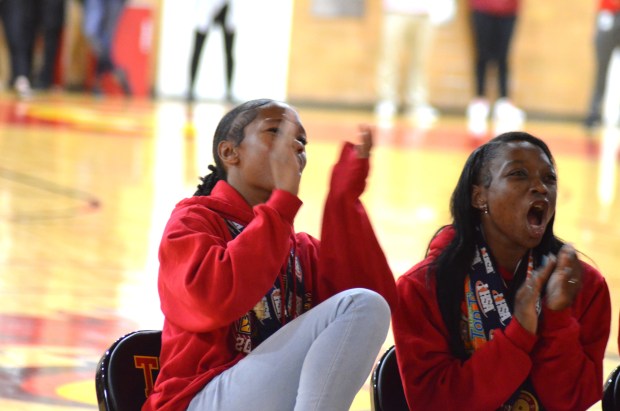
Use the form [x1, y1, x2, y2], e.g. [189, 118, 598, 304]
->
[544, 244, 583, 311]
[354, 124, 374, 159]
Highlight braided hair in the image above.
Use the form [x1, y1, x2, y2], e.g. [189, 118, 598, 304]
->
[194, 99, 275, 196]
[431, 131, 563, 359]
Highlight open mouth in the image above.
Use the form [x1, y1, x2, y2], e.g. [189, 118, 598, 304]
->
[527, 201, 548, 230]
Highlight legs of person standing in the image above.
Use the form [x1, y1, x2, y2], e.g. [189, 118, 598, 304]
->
[490, 14, 524, 133]
[375, 13, 408, 121]
[83, 0, 108, 94]
[223, 28, 235, 102]
[188, 30, 208, 102]
[494, 15, 516, 99]
[585, 12, 620, 129]
[216, 3, 235, 102]
[1, 0, 35, 98]
[101, 0, 130, 95]
[404, 14, 437, 126]
[188, 4, 235, 103]
[186, 288, 391, 411]
[467, 11, 493, 136]
[83, 0, 130, 95]
[35, 0, 66, 90]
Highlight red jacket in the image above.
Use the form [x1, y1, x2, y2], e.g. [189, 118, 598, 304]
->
[392, 226, 611, 411]
[470, 0, 519, 16]
[142, 142, 397, 411]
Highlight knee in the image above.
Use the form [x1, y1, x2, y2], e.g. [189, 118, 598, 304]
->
[339, 288, 391, 325]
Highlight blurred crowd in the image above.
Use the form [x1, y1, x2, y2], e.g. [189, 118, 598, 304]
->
[0, 0, 130, 98]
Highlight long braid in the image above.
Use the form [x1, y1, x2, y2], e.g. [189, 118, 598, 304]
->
[194, 165, 221, 196]
[193, 99, 275, 196]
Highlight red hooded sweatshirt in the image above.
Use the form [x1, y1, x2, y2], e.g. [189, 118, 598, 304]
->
[142, 142, 397, 411]
[392, 226, 611, 411]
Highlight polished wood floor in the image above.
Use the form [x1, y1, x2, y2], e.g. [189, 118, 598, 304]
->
[0, 91, 618, 410]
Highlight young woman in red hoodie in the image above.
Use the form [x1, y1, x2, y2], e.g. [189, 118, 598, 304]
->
[393, 132, 611, 410]
[142, 99, 397, 411]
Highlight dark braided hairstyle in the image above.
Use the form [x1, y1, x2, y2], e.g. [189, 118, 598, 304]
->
[431, 131, 563, 359]
[194, 99, 275, 196]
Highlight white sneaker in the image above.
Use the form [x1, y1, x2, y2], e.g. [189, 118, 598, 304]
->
[14, 76, 32, 99]
[408, 104, 438, 126]
[493, 98, 525, 134]
[375, 100, 397, 119]
[467, 99, 490, 136]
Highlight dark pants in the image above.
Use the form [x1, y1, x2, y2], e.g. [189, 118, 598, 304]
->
[35, 0, 66, 87]
[1, 0, 35, 82]
[188, 3, 236, 101]
[0, 0, 65, 86]
[471, 10, 517, 98]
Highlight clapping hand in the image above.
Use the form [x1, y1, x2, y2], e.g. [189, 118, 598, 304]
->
[544, 244, 582, 311]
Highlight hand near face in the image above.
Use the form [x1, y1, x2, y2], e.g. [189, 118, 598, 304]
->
[354, 125, 374, 159]
[513, 255, 555, 334]
[544, 244, 583, 311]
[270, 119, 305, 196]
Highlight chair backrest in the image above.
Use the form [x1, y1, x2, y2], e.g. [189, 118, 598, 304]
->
[370, 345, 409, 411]
[603, 364, 620, 411]
[95, 330, 162, 411]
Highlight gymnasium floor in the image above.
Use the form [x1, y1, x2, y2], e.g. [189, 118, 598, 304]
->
[0, 91, 618, 410]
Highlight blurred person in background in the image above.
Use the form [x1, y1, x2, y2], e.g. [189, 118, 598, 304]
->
[0, 0, 34, 97]
[82, 0, 131, 96]
[187, 0, 236, 103]
[33, 0, 66, 91]
[466, 0, 525, 137]
[0, 0, 65, 97]
[375, 0, 455, 126]
[584, 0, 620, 130]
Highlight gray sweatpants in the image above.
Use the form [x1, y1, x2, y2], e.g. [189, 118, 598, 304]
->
[186, 288, 391, 411]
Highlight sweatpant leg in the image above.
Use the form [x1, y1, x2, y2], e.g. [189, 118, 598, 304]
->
[186, 288, 391, 411]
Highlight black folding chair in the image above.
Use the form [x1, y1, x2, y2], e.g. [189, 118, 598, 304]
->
[603, 364, 620, 411]
[370, 345, 409, 411]
[95, 330, 162, 411]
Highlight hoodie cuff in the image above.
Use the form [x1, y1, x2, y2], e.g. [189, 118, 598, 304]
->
[539, 306, 574, 333]
[504, 317, 538, 353]
[267, 189, 303, 225]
